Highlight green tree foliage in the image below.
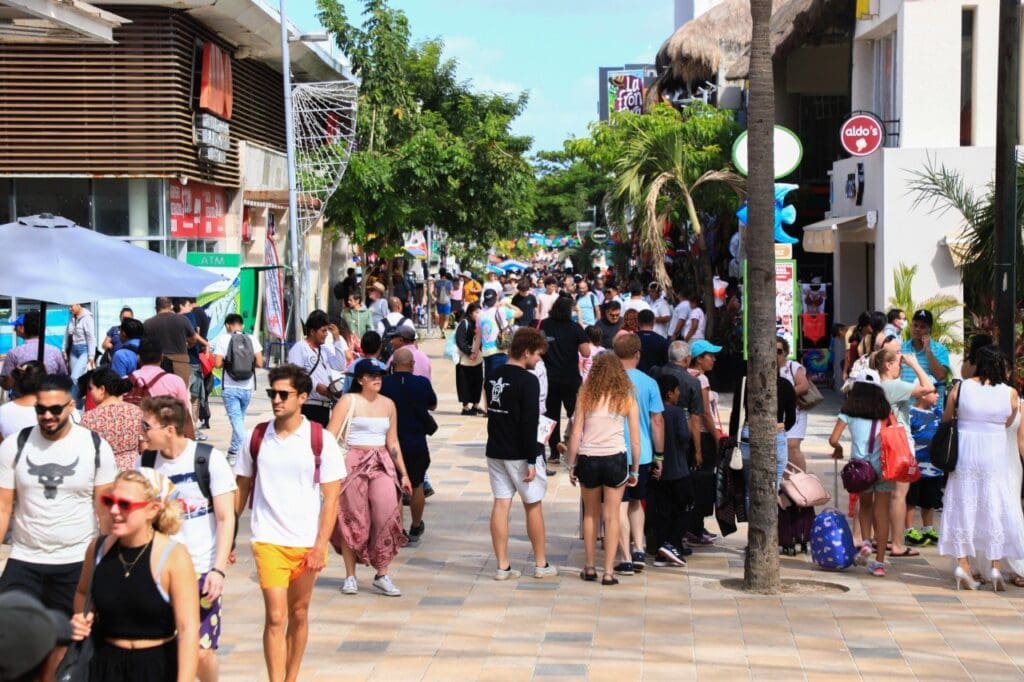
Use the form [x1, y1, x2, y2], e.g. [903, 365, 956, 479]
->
[888, 263, 963, 353]
[317, 0, 535, 256]
[532, 149, 608, 233]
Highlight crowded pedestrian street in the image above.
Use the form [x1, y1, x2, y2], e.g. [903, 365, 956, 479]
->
[4, 339, 1000, 682]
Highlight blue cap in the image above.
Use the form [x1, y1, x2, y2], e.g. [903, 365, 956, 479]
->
[11, 314, 24, 326]
[351, 358, 387, 377]
[691, 340, 722, 357]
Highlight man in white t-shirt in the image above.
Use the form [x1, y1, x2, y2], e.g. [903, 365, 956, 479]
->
[287, 310, 347, 426]
[535, 276, 560, 322]
[234, 364, 345, 682]
[621, 282, 653, 316]
[669, 296, 692, 341]
[482, 271, 503, 297]
[0, 374, 116, 619]
[138, 395, 236, 682]
[376, 296, 416, 338]
[646, 282, 673, 338]
[213, 313, 264, 463]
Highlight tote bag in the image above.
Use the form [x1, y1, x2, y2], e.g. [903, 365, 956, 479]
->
[880, 413, 920, 482]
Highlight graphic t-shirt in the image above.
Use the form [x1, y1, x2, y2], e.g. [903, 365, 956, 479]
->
[234, 418, 346, 547]
[0, 424, 117, 564]
[478, 307, 514, 357]
[485, 364, 540, 462]
[143, 442, 236, 572]
[625, 368, 664, 466]
[910, 405, 944, 478]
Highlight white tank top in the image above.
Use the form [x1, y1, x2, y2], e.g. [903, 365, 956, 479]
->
[347, 416, 389, 447]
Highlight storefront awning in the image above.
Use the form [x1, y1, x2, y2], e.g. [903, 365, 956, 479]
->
[801, 214, 869, 254]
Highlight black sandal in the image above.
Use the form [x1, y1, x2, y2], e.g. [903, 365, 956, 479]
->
[601, 574, 619, 586]
[580, 567, 598, 581]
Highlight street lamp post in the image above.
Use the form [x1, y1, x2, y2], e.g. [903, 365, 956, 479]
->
[279, 0, 305, 344]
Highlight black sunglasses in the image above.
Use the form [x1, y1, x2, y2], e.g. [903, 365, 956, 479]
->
[266, 389, 297, 401]
[34, 401, 71, 416]
[776, 348, 785, 355]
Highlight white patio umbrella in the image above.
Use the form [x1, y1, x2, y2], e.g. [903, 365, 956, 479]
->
[0, 214, 226, 361]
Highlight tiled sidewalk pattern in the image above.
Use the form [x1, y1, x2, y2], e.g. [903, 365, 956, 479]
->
[4, 339, 1022, 680]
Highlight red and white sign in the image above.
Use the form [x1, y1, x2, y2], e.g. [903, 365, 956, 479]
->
[840, 114, 884, 156]
[170, 180, 227, 239]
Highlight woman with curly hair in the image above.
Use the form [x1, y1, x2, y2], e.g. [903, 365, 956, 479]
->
[615, 308, 640, 338]
[70, 468, 199, 681]
[564, 352, 640, 585]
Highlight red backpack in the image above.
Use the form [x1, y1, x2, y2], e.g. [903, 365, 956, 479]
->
[246, 420, 324, 507]
[123, 370, 168, 406]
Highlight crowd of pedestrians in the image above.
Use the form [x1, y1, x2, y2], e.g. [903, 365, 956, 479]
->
[3, 269, 1024, 680]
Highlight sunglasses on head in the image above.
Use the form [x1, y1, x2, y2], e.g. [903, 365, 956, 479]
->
[100, 495, 150, 513]
[266, 389, 297, 401]
[34, 401, 70, 416]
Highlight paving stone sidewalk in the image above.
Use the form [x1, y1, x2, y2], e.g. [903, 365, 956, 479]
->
[5, 339, 1022, 680]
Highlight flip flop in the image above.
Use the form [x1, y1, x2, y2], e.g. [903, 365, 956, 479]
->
[889, 547, 920, 557]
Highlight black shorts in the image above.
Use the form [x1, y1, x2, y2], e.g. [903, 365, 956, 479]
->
[575, 453, 628, 489]
[0, 558, 83, 615]
[623, 463, 653, 502]
[906, 476, 945, 510]
[404, 449, 431, 489]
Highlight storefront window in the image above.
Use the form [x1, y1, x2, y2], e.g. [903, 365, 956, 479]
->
[14, 178, 90, 225]
[873, 33, 898, 146]
[94, 179, 165, 237]
[961, 9, 975, 146]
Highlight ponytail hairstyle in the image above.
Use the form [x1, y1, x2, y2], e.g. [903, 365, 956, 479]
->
[116, 468, 183, 535]
[89, 366, 134, 397]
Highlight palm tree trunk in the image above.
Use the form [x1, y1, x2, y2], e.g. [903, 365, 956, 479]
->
[743, 0, 780, 594]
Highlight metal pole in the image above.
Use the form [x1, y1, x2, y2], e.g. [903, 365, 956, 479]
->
[994, 0, 1020, 359]
[425, 225, 433, 338]
[279, 0, 304, 344]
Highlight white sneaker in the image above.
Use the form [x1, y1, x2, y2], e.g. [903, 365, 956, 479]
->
[494, 567, 522, 581]
[372, 574, 401, 597]
[341, 576, 358, 595]
[534, 563, 558, 579]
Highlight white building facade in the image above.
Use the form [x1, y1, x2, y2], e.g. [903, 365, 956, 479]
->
[807, 0, 1022, 329]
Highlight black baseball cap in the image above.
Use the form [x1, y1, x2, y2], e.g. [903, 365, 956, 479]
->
[912, 309, 933, 327]
[351, 359, 387, 376]
[0, 591, 73, 680]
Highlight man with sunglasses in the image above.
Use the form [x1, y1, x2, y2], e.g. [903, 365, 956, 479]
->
[138, 395, 235, 682]
[234, 365, 345, 682]
[0, 374, 116, 624]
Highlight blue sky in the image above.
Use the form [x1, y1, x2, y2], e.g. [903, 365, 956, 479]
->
[289, 1, 674, 153]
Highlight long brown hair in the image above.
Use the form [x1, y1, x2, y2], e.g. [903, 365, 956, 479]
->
[577, 352, 634, 416]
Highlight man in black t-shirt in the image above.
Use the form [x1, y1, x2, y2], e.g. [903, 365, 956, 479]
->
[595, 300, 623, 349]
[511, 281, 538, 328]
[636, 310, 669, 375]
[485, 327, 557, 581]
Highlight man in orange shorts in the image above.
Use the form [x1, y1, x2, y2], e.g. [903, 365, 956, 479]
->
[235, 365, 345, 682]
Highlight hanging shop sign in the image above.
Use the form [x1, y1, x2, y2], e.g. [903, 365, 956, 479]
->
[607, 69, 645, 115]
[840, 113, 884, 156]
[591, 228, 608, 243]
[731, 125, 803, 178]
[742, 258, 800, 361]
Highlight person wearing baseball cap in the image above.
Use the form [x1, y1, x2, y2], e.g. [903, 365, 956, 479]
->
[461, 270, 482, 306]
[900, 308, 950, 404]
[389, 326, 432, 380]
[686, 338, 721, 546]
[0, 590, 73, 681]
[829, 365, 896, 577]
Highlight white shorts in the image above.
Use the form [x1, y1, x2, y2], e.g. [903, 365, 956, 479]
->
[787, 409, 809, 440]
[487, 457, 548, 504]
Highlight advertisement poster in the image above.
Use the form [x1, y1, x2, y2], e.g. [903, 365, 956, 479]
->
[264, 219, 286, 340]
[170, 180, 227, 239]
[188, 252, 241, 343]
[607, 69, 645, 115]
[742, 259, 800, 360]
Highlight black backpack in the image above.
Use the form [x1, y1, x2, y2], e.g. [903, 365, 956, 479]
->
[224, 333, 256, 382]
[140, 443, 214, 503]
[378, 316, 407, 363]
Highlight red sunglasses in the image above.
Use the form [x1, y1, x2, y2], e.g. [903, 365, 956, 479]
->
[100, 495, 150, 513]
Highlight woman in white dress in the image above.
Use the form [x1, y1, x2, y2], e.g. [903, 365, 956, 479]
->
[938, 346, 1024, 590]
[1002, 407, 1024, 586]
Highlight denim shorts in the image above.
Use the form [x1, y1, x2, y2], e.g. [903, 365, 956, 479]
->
[574, 453, 628, 489]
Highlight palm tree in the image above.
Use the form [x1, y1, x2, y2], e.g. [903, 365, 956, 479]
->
[607, 105, 745, 294]
[743, 0, 780, 595]
[888, 263, 963, 353]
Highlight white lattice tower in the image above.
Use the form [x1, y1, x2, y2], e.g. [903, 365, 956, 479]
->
[291, 81, 359, 235]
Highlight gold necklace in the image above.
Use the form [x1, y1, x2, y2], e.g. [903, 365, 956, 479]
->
[116, 534, 154, 578]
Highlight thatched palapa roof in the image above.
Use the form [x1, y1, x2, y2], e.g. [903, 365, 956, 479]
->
[656, 0, 790, 83]
[725, 0, 852, 79]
